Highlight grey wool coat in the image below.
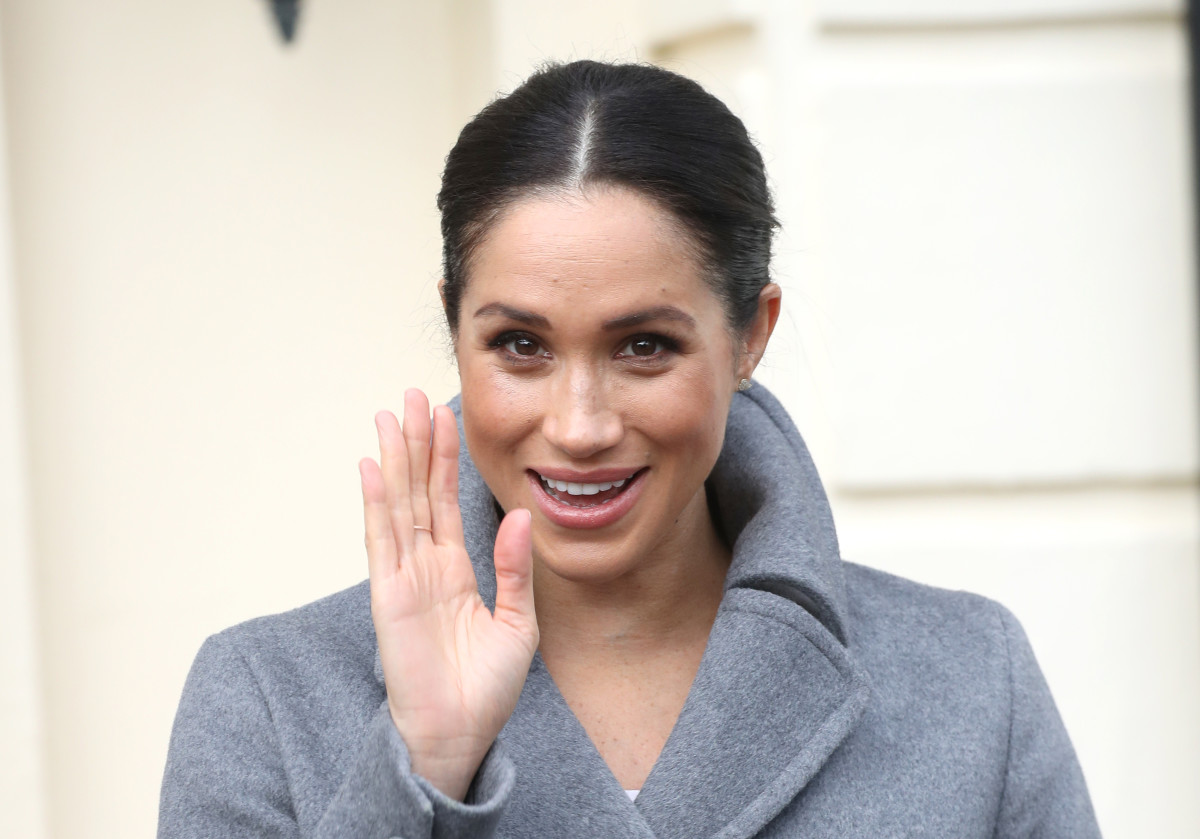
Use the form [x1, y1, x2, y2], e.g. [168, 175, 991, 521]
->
[159, 385, 1101, 838]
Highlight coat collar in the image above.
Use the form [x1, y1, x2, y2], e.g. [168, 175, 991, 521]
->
[710, 385, 850, 645]
[416, 385, 869, 837]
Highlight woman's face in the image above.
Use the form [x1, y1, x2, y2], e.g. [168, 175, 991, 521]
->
[455, 187, 773, 584]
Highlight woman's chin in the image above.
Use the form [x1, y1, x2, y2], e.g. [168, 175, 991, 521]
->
[530, 538, 642, 587]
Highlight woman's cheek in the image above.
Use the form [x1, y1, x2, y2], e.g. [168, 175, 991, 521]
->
[461, 365, 541, 480]
[648, 366, 727, 444]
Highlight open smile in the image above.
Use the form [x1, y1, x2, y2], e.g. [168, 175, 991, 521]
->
[536, 472, 635, 507]
[526, 468, 647, 528]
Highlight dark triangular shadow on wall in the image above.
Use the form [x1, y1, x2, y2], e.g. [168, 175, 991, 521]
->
[269, 0, 301, 44]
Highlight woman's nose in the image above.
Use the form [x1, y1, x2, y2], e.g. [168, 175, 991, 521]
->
[541, 370, 623, 459]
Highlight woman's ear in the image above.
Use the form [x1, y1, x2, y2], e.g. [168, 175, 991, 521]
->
[438, 278, 461, 359]
[438, 278, 457, 341]
[738, 283, 782, 381]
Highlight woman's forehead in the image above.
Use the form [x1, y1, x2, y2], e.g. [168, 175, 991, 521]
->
[462, 189, 719, 318]
[482, 188, 686, 260]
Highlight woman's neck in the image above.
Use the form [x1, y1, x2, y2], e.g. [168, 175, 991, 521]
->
[533, 491, 731, 662]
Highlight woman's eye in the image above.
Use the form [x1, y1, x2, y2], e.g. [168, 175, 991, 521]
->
[619, 335, 669, 358]
[504, 335, 544, 357]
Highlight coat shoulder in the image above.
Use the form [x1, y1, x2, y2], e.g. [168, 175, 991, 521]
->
[834, 563, 1101, 838]
[839, 561, 1021, 715]
[841, 561, 1012, 649]
[207, 580, 378, 696]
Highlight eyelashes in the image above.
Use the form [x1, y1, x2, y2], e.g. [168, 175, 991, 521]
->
[485, 331, 680, 365]
[487, 332, 550, 362]
[616, 335, 679, 358]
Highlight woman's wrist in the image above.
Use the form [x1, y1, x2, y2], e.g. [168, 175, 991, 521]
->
[390, 707, 493, 802]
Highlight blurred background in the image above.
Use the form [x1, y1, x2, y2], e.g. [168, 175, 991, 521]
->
[0, 0, 1197, 836]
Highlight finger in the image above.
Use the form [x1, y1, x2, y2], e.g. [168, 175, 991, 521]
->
[428, 405, 465, 548]
[492, 509, 537, 636]
[403, 389, 434, 537]
[360, 457, 400, 581]
[376, 410, 414, 558]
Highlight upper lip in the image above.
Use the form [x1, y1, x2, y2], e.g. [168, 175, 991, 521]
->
[529, 467, 644, 483]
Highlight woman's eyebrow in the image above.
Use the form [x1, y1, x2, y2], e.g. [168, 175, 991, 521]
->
[603, 306, 696, 331]
[472, 302, 550, 328]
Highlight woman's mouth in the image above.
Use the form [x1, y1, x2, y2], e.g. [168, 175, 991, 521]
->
[536, 473, 633, 507]
[526, 468, 646, 528]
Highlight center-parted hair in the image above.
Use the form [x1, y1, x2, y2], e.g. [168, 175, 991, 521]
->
[437, 60, 778, 334]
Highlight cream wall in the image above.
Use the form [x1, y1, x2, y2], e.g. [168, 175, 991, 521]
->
[2, 1, 464, 836]
[0, 9, 46, 834]
[1, 1, 1196, 837]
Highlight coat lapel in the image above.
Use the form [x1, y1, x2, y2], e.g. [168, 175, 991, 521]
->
[635, 589, 869, 839]
[495, 655, 656, 838]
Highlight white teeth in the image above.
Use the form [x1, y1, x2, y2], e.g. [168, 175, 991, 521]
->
[539, 473, 634, 496]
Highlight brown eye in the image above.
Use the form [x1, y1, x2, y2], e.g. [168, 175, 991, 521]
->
[622, 336, 662, 357]
[505, 335, 542, 356]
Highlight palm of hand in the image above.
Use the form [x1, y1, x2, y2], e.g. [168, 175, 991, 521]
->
[361, 391, 538, 801]
[373, 539, 536, 760]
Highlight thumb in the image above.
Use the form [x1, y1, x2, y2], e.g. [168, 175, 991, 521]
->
[492, 508, 536, 635]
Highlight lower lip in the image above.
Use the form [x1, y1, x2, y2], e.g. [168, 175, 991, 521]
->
[526, 470, 645, 530]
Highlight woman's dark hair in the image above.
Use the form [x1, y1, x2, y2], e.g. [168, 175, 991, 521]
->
[437, 60, 778, 334]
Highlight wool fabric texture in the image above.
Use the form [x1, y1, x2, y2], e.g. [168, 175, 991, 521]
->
[158, 385, 1100, 838]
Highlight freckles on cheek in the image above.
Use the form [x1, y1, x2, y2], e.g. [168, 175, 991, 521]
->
[655, 369, 725, 431]
[461, 367, 540, 457]
[669, 385, 731, 466]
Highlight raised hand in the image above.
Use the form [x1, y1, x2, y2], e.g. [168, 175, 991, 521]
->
[359, 389, 539, 801]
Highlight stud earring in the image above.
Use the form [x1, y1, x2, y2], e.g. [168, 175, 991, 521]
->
[737, 378, 752, 392]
